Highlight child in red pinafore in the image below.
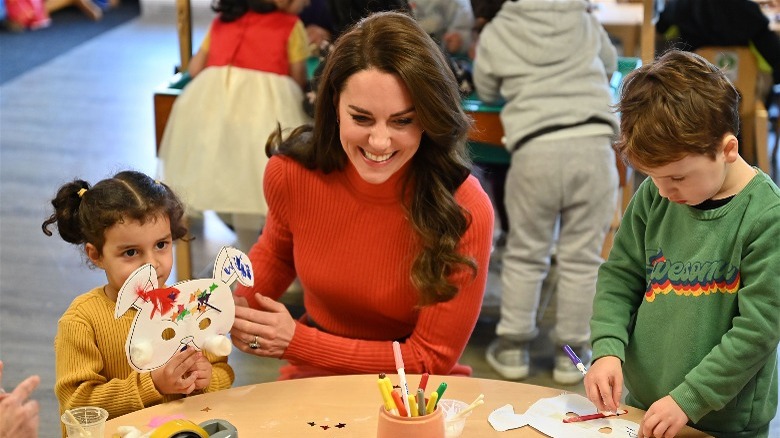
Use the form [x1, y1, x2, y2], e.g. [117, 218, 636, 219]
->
[160, 0, 312, 252]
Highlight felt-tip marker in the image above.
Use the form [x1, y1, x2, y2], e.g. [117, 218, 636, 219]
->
[433, 381, 447, 409]
[417, 388, 426, 417]
[418, 372, 429, 392]
[392, 341, 412, 416]
[377, 377, 399, 416]
[391, 389, 409, 417]
[563, 345, 587, 376]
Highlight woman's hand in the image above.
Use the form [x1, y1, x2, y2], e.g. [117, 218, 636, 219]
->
[231, 293, 296, 358]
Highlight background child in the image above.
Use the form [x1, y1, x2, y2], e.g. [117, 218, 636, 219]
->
[473, 0, 619, 384]
[656, 0, 780, 102]
[159, 0, 312, 252]
[410, 0, 473, 56]
[3, 0, 50, 30]
[299, 0, 334, 48]
[326, 0, 410, 37]
[302, 0, 411, 117]
[469, 0, 504, 34]
[587, 50, 780, 438]
[42, 171, 234, 422]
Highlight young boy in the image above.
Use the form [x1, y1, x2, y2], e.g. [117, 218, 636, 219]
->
[586, 50, 780, 438]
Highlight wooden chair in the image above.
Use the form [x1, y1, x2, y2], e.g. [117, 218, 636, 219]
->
[695, 47, 771, 174]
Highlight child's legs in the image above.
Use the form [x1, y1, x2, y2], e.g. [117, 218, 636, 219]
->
[553, 136, 618, 346]
[497, 141, 561, 341]
[231, 213, 266, 253]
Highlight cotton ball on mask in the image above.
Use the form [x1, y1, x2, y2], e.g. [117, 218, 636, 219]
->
[204, 335, 232, 356]
[130, 341, 153, 368]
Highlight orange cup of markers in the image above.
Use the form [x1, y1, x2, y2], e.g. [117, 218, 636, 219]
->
[376, 405, 445, 438]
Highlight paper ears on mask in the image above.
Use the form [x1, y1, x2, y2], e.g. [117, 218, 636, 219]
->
[213, 246, 254, 288]
[115, 264, 159, 319]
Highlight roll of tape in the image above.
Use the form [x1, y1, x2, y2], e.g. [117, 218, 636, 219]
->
[149, 419, 209, 438]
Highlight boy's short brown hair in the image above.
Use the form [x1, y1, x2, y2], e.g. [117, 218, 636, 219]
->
[615, 50, 740, 169]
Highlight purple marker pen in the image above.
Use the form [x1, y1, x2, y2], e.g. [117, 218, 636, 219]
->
[563, 345, 587, 376]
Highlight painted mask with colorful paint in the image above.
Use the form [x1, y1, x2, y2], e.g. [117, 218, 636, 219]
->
[115, 246, 253, 372]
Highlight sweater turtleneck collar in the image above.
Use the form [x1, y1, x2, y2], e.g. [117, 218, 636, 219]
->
[342, 159, 413, 204]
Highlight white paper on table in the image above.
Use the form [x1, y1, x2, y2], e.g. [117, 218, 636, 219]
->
[488, 394, 639, 438]
[487, 404, 530, 431]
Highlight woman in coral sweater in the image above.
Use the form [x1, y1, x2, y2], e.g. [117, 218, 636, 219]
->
[229, 11, 494, 380]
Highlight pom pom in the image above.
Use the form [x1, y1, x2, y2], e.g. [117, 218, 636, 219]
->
[116, 426, 145, 438]
[130, 341, 153, 367]
[203, 335, 232, 357]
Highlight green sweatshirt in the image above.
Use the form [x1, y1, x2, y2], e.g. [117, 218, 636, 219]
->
[591, 170, 780, 437]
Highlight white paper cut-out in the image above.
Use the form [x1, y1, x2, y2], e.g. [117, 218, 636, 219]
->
[488, 394, 639, 438]
[115, 246, 254, 372]
[487, 404, 530, 432]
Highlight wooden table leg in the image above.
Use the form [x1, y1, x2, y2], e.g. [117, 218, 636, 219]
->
[176, 216, 192, 281]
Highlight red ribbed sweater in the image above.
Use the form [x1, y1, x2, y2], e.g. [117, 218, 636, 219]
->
[235, 156, 494, 379]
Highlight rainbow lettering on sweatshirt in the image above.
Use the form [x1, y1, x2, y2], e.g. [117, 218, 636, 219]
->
[644, 249, 740, 302]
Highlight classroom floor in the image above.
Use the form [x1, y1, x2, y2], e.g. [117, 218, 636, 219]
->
[0, 7, 778, 437]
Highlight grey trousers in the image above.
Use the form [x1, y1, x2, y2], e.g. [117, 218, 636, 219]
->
[496, 134, 618, 346]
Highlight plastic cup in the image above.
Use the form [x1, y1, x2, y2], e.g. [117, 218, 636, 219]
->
[438, 399, 471, 438]
[60, 406, 108, 438]
[376, 404, 445, 438]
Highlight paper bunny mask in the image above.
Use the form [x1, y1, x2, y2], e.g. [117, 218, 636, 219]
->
[488, 394, 640, 438]
[115, 246, 253, 372]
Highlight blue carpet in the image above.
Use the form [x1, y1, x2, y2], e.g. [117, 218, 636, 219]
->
[0, 0, 140, 84]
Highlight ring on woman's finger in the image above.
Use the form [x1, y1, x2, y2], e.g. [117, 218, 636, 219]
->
[248, 335, 260, 350]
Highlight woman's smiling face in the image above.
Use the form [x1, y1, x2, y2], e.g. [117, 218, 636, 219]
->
[337, 68, 424, 185]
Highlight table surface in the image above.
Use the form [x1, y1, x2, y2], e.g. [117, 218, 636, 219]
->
[104, 374, 711, 437]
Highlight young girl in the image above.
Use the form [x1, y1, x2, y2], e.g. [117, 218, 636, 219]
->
[42, 171, 234, 421]
[159, 0, 312, 252]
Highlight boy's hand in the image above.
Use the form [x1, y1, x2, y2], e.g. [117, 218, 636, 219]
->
[188, 352, 213, 391]
[639, 396, 688, 438]
[583, 355, 623, 412]
[150, 346, 200, 395]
